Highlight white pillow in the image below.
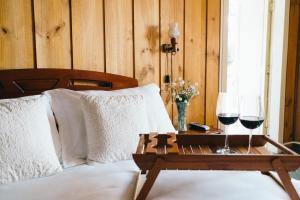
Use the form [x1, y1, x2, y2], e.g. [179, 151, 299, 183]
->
[44, 84, 174, 167]
[81, 95, 149, 163]
[44, 95, 62, 162]
[82, 84, 175, 133]
[44, 90, 87, 168]
[0, 95, 61, 161]
[0, 96, 62, 184]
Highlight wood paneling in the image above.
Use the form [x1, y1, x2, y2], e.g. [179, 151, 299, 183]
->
[0, 0, 34, 69]
[284, 1, 299, 142]
[71, 0, 104, 71]
[0, 0, 221, 129]
[104, 0, 133, 77]
[185, 0, 207, 124]
[34, 0, 71, 68]
[205, 0, 220, 127]
[160, 0, 184, 122]
[134, 0, 160, 86]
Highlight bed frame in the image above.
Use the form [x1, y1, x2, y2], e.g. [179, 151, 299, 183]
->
[0, 69, 138, 98]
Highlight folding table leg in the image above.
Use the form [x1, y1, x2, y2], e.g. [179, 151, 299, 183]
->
[272, 158, 300, 200]
[261, 171, 284, 189]
[136, 159, 163, 200]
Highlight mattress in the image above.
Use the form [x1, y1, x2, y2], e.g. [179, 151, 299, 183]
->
[0, 160, 299, 200]
[147, 170, 300, 200]
[0, 161, 139, 200]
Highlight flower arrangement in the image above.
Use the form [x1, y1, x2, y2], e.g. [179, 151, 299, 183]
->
[169, 78, 199, 104]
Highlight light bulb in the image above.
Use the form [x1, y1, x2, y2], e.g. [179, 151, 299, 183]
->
[168, 23, 180, 39]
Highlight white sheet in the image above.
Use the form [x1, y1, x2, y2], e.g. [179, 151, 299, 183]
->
[148, 170, 300, 200]
[0, 160, 299, 200]
[0, 161, 138, 200]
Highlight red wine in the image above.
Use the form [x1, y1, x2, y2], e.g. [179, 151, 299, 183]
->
[217, 113, 239, 125]
[239, 116, 264, 129]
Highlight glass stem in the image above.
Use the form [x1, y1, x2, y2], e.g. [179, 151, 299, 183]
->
[224, 126, 229, 149]
[247, 129, 253, 154]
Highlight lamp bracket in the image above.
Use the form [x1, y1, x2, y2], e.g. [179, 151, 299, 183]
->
[161, 44, 179, 53]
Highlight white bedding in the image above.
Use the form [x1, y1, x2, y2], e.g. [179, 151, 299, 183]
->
[0, 161, 138, 200]
[0, 160, 299, 200]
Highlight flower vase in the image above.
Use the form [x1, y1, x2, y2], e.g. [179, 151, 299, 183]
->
[176, 101, 188, 133]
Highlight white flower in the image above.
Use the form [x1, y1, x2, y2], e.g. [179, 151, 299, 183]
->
[179, 80, 185, 86]
[168, 78, 199, 103]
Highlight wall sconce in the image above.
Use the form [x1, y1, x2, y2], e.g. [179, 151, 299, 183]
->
[162, 23, 180, 84]
[161, 23, 180, 54]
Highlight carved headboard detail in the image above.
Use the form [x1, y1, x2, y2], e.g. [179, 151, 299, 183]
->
[0, 69, 138, 99]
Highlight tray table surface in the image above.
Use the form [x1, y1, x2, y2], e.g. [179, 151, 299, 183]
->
[132, 133, 300, 200]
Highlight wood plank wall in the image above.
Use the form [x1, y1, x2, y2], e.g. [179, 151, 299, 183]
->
[0, 0, 34, 68]
[284, 0, 300, 142]
[0, 0, 220, 127]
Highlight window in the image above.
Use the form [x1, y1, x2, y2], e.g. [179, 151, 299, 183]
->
[220, 0, 270, 134]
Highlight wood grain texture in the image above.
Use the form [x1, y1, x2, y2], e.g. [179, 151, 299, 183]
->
[104, 0, 133, 77]
[205, 0, 220, 127]
[34, 0, 71, 68]
[0, 0, 34, 69]
[71, 0, 104, 71]
[160, 0, 184, 122]
[185, 0, 206, 124]
[0, 0, 222, 130]
[291, 0, 300, 6]
[284, 2, 299, 142]
[0, 68, 138, 98]
[134, 0, 160, 86]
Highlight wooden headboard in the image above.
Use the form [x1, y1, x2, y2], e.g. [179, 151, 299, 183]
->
[0, 69, 138, 99]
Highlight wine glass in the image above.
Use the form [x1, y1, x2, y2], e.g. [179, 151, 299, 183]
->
[239, 95, 264, 154]
[216, 92, 239, 154]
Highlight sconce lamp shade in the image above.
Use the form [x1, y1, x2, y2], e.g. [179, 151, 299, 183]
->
[161, 22, 180, 54]
[168, 23, 180, 39]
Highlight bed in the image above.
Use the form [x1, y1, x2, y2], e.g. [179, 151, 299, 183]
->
[0, 69, 299, 200]
[1, 161, 300, 200]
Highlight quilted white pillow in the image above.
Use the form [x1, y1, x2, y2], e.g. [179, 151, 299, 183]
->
[0, 96, 62, 184]
[0, 95, 61, 161]
[44, 83, 175, 167]
[81, 95, 149, 163]
[82, 84, 175, 133]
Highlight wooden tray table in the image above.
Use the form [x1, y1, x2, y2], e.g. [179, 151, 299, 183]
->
[133, 133, 300, 200]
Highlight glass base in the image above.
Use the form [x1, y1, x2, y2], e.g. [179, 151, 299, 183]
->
[178, 130, 187, 134]
[247, 148, 253, 154]
[216, 148, 236, 154]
